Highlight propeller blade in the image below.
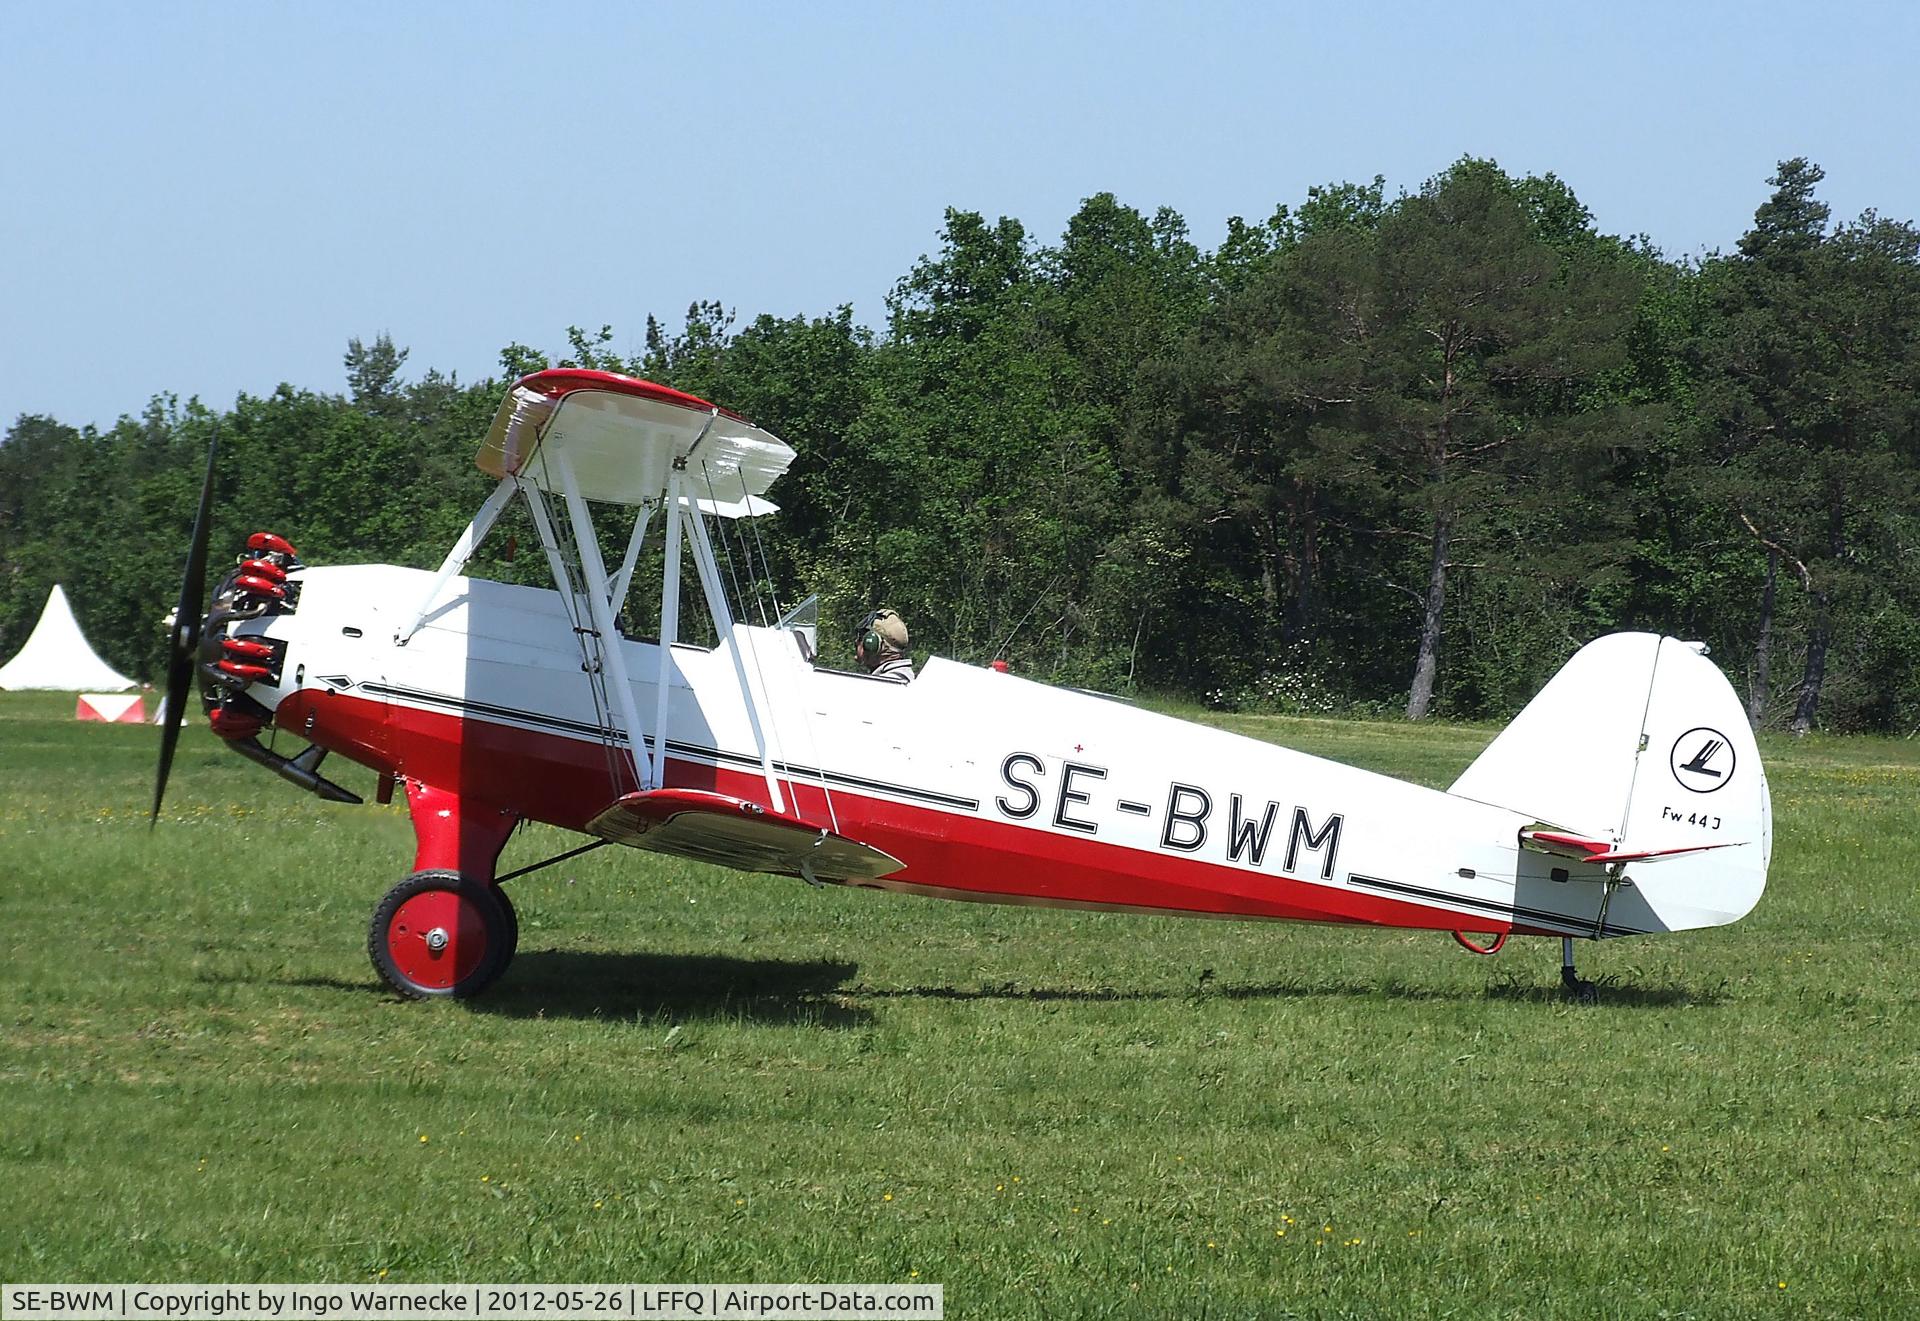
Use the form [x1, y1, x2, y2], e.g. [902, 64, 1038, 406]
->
[150, 425, 220, 828]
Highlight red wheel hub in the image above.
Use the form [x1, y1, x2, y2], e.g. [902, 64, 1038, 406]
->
[386, 887, 494, 990]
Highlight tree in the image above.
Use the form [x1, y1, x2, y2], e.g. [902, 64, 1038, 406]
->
[859, 209, 1056, 667]
[1692, 160, 1920, 732]
[344, 333, 409, 410]
[1197, 162, 1647, 717]
[6, 169, 1918, 730]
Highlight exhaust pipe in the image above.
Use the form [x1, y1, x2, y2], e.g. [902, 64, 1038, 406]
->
[226, 738, 363, 804]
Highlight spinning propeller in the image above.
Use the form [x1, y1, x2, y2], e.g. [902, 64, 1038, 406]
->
[149, 426, 218, 827]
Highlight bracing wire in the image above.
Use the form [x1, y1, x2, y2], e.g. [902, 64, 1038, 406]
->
[699, 465, 838, 834]
[527, 455, 631, 796]
[740, 467, 784, 621]
[693, 462, 816, 823]
[991, 572, 1063, 664]
[701, 461, 758, 629]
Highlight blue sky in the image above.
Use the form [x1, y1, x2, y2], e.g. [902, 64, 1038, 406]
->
[3, 1, 1916, 431]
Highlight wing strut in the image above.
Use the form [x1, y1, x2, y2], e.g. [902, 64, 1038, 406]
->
[609, 501, 653, 616]
[394, 475, 517, 645]
[651, 468, 686, 790]
[521, 478, 641, 792]
[551, 452, 650, 790]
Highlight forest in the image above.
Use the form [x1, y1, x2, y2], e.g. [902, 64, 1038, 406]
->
[3, 156, 1916, 732]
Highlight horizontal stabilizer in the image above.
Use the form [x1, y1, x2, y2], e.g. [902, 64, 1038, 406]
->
[1519, 827, 1737, 866]
[588, 787, 903, 883]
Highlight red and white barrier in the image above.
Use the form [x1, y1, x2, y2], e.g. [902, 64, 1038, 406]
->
[75, 694, 146, 723]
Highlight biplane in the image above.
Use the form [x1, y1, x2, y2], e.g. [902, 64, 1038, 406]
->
[152, 369, 1771, 1001]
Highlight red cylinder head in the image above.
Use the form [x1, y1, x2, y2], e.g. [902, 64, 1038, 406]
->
[238, 558, 287, 583]
[216, 659, 273, 683]
[247, 531, 299, 558]
[232, 574, 286, 599]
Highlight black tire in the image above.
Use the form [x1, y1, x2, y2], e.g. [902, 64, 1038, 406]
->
[494, 883, 519, 967]
[369, 869, 510, 999]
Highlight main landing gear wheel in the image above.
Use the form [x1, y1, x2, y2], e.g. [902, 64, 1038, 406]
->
[494, 884, 519, 965]
[369, 870, 512, 999]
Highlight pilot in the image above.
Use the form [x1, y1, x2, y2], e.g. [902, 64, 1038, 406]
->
[855, 609, 915, 683]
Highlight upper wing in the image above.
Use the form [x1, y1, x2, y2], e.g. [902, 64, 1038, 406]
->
[478, 369, 795, 507]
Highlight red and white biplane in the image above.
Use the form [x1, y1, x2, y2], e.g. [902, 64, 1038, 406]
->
[152, 370, 1771, 1000]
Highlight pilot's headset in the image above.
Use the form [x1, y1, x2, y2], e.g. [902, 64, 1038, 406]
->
[856, 609, 901, 667]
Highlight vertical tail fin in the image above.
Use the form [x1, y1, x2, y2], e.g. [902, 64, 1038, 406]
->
[1450, 633, 1770, 932]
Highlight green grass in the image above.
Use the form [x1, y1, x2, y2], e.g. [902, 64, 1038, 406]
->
[3, 690, 1917, 1318]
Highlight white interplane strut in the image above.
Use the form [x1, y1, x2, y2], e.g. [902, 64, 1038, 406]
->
[609, 502, 653, 616]
[652, 468, 685, 791]
[552, 451, 649, 790]
[394, 475, 517, 646]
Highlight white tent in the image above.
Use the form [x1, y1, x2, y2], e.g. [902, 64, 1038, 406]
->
[0, 584, 137, 691]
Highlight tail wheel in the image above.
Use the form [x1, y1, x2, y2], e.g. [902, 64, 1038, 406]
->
[369, 870, 511, 999]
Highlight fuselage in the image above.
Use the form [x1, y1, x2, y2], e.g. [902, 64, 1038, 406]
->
[233, 563, 1681, 940]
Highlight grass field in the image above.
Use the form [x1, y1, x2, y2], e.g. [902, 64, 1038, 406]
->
[2, 690, 1917, 1318]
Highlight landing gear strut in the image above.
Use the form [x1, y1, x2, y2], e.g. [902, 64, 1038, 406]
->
[1560, 936, 1597, 1004]
[369, 778, 522, 999]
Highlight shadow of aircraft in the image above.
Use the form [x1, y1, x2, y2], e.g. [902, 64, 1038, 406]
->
[848, 974, 1720, 1009]
[243, 959, 1713, 1019]
[1481, 977, 1722, 1008]
[473, 949, 870, 1026]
